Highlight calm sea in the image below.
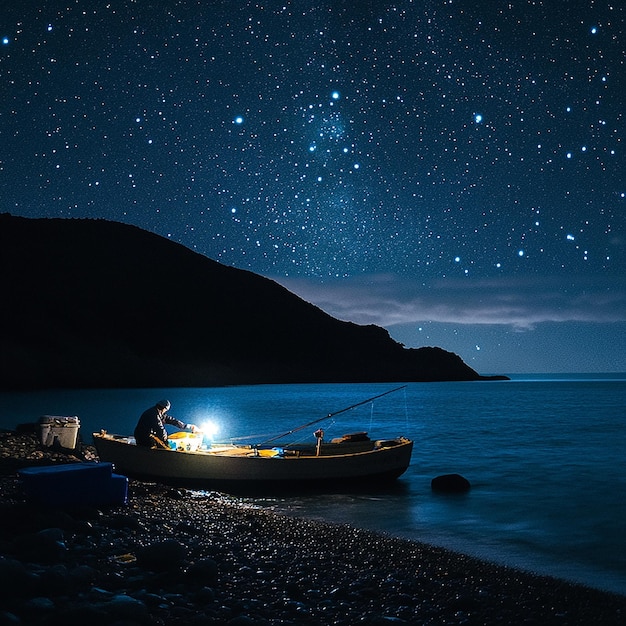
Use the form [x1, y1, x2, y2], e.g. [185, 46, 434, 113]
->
[1, 375, 625, 595]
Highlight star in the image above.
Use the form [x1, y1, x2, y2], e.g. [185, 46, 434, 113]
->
[0, 0, 622, 373]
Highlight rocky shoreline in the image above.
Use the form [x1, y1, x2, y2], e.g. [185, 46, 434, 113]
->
[1, 429, 625, 625]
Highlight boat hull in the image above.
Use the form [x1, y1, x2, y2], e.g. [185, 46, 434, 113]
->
[92, 433, 413, 492]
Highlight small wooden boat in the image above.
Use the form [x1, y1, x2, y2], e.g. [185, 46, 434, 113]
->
[92, 431, 413, 491]
[93, 387, 413, 492]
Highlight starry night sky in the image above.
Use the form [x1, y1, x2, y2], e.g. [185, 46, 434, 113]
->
[1, 1, 624, 373]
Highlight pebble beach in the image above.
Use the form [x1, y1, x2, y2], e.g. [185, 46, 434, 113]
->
[1, 428, 625, 625]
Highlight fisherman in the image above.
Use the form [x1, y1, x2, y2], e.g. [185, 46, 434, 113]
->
[134, 399, 198, 448]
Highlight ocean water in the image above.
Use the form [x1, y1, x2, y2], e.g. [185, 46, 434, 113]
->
[1, 375, 625, 595]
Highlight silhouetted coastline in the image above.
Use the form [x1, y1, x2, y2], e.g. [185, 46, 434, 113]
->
[0, 214, 508, 390]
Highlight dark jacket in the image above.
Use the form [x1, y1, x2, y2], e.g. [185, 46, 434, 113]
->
[134, 406, 186, 447]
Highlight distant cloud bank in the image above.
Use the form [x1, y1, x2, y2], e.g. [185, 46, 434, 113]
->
[274, 274, 626, 331]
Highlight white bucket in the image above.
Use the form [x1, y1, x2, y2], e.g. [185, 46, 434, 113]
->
[38, 416, 80, 449]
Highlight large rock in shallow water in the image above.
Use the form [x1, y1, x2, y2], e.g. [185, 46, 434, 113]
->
[431, 474, 471, 493]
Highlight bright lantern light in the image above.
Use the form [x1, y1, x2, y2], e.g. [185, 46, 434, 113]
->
[200, 420, 219, 439]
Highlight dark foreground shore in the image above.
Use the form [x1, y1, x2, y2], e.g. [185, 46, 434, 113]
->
[1, 430, 624, 625]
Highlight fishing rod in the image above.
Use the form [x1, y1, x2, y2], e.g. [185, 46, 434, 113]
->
[260, 385, 407, 445]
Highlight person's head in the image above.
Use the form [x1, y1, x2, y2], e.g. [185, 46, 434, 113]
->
[156, 399, 171, 413]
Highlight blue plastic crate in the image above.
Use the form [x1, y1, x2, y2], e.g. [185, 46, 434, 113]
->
[18, 462, 128, 506]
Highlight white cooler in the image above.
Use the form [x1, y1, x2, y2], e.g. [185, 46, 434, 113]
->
[38, 416, 80, 449]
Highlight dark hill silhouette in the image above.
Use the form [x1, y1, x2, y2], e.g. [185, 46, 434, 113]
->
[0, 214, 505, 389]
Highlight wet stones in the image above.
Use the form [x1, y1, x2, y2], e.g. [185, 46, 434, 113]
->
[136, 538, 187, 571]
[14, 527, 67, 563]
[186, 557, 219, 585]
[0, 557, 38, 599]
[102, 593, 149, 621]
[0, 431, 625, 625]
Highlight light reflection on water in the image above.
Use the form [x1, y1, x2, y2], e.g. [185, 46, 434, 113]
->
[1, 376, 625, 595]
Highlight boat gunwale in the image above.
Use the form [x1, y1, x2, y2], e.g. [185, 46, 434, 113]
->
[93, 433, 412, 460]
